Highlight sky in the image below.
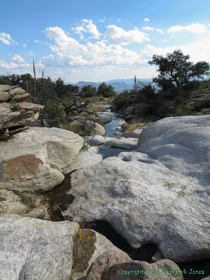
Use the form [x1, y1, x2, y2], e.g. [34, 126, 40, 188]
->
[1, 0, 210, 83]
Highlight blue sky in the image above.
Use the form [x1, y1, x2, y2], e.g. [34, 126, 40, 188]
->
[1, 0, 210, 83]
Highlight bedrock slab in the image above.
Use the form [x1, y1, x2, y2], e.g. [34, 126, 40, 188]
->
[0, 214, 79, 280]
[137, 115, 210, 186]
[0, 127, 84, 193]
[63, 153, 210, 263]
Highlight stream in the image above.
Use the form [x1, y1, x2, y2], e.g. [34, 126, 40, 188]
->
[42, 109, 210, 279]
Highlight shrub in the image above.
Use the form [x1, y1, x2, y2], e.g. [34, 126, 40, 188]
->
[113, 91, 131, 109]
[176, 102, 195, 116]
[48, 118, 61, 128]
[10, 100, 21, 111]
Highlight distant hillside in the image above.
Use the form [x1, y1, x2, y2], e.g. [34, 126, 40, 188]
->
[67, 78, 153, 94]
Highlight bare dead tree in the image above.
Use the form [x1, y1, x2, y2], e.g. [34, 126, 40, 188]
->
[39, 65, 50, 78]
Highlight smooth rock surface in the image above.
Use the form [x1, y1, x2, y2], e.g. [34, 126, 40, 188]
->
[95, 112, 115, 124]
[89, 135, 105, 146]
[0, 214, 79, 280]
[63, 152, 210, 263]
[83, 120, 105, 136]
[70, 150, 103, 171]
[126, 128, 143, 138]
[0, 127, 84, 193]
[101, 259, 184, 280]
[137, 115, 210, 186]
[105, 137, 138, 149]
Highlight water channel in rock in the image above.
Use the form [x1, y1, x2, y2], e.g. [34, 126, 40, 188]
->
[42, 110, 210, 279]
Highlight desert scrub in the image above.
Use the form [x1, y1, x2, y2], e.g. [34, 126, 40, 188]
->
[72, 229, 96, 273]
[63, 123, 83, 134]
[201, 108, 210, 114]
[14, 191, 36, 213]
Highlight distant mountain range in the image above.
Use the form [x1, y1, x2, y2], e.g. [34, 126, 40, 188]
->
[66, 78, 153, 94]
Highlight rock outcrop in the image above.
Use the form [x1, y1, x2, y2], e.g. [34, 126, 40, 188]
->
[0, 127, 84, 193]
[0, 85, 44, 139]
[71, 231, 127, 280]
[0, 214, 79, 280]
[137, 115, 210, 186]
[62, 115, 210, 263]
[86, 250, 132, 280]
[83, 120, 105, 136]
[86, 135, 138, 149]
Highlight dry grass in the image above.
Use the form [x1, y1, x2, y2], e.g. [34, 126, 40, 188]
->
[87, 106, 104, 113]
[126, 123, 139, 132]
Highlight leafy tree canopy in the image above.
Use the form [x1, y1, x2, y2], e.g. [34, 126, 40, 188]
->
[97, 82, 117, 97]
[148, 49, 210, 91]
[80, 84, 97, 97]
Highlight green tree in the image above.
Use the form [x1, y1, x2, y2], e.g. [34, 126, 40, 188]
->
[80, 84, 97, 97]
[0, 75, 12, 85]
[97, 82, 116, 97]
[148, 49, 210, 91]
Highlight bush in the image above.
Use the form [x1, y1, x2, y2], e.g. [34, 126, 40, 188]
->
[48, 118, 61, 128]
[113, 91, 131, 109]
[176, 102, 195, 115]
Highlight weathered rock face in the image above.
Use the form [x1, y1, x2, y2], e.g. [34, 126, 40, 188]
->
[0, 189, 49, 219]
[86, 250, 132, 280]
[83, 120, 105, 136]
[71, 231, 127, 280]
[101, 259, 184, 280]
[0, 214, 79, 280]
[0, 85, 44, 139]
[0, 85, 31, 102]
[63, 122, 210, 264]
[0, 127, 84, 193]
[0, 102, 44, 129]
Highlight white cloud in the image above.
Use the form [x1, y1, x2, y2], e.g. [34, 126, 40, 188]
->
[157, 28, 164, 33]
[0, 33, 17, 45]
[72, 19, 101, 40]
[99, 17, 105, 23]
[140, 34, 210, 65]
[142, 27, 154, 31]
[28, 51, 35, 56]
[43, 26, 148, 68]
[168, 23, 206, 34]
[23, 44, 27, 48]
[117, 19, 121, 22]
[104, 25, 150, 45]
[144, 18, 149, 22]
[34, 40, 40, 43]
[0, 60, 18, 69]
[11, 55, 25, 63]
